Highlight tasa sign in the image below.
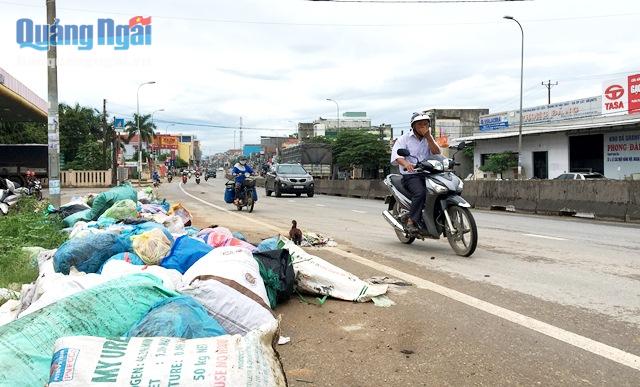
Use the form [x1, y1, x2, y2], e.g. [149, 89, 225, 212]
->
[602, 73, 640, 116]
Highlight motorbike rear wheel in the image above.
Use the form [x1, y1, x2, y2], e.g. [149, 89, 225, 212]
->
[393, 202, 415, 244]
[35, 190, 42, 201]
[444, 206, 478, 257]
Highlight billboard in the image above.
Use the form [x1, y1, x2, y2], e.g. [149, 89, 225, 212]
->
[480, 113, 509, 131]
[602, 73, 640, 116]
[243, 144, 262, 157]
[604, 130, 640, 178]
[152, 135, 178, 149]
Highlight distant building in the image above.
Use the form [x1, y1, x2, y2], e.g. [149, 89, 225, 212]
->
[298, 112, 372, 139]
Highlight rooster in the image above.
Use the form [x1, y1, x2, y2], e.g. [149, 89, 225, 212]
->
[289, 220, 303, 245]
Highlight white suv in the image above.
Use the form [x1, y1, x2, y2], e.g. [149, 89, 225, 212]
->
[554, 172, 606, 180]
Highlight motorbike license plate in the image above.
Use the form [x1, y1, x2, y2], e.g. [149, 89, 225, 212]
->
[294, 185, 304, 189]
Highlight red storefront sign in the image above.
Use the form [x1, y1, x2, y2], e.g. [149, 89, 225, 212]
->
[628, 74, 640, 114]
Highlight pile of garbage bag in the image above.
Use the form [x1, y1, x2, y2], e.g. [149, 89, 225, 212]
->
[0, 178, 30, 216]
[0, 182, 388, 385]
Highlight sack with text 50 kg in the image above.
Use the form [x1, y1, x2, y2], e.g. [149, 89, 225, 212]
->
[48, 321, 287, 386]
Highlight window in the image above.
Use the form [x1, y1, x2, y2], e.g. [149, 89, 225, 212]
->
[277, 165, 307, 174]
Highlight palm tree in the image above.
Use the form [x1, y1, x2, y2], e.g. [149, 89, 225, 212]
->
[125, 113, 157, 157]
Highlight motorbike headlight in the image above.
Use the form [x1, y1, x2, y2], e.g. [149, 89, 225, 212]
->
[457, 179, 464, 192]
[427, 160, 444, 172]
[427, 179, 448, 194]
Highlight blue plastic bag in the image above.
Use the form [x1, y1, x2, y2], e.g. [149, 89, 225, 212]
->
[97, 252, 144, 273]
[121, 221, 174, 243]
[124, 296, 226, 339]
[256, 237, 279, 252]
[160, 235, 212, 274]
[53, 233, 132, 274]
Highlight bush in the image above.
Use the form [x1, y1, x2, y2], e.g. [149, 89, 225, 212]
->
[0, 198, 67, 288]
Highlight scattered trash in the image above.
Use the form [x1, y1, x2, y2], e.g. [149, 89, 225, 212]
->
[279, 237, 388, 302]
[366, 276, 412, 287]
[371, 295, 396, 307]
[400, 349, 415, 355]
[253, 249, 295, 307]
[277, 335, 291, 345]
[168, 203, 193, 226]
[98, 199, 138, 221]
[53, 233, 131, 274]
[85, 182, 138, 222]
[131, 228, 172, 265]
[301, 231, 337, 247]
[160, 235, 212, 274]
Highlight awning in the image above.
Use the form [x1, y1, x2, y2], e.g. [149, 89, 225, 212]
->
[454, 113, 640, 142]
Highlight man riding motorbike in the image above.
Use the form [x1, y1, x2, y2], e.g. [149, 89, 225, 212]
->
[232, 156, 255, 205]
[390, 111, 441, 234]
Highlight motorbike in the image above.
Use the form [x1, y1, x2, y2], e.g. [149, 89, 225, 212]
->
[382, 141, 478, 257]
[167, 174, 173, 183]
[27, 178, 43, 201]
[230, 173, 256, 212]
[182, 174, 188, 184]
[195, 175, 201, 185]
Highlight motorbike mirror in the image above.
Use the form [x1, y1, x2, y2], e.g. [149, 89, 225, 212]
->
[397, 148, 410, 157]
[456, 141, 467, 150]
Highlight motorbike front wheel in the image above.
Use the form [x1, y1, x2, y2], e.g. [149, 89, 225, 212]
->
[393, 202, 415, 244]
[444, 206, 478, 257]
[247, 195, 254, 213]
[35, 190, 43, 201]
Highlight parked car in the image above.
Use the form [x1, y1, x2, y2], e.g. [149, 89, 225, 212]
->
[554, 172, 606, 180]
[265, 163, 314, 197]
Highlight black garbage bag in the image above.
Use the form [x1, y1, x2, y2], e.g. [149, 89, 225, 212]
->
[253, 249, 295, 307]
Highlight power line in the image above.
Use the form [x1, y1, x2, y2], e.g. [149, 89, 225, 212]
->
[112, 112, 293, 132]
[308, 0, 528, 3]
[2, 1, 639, 28]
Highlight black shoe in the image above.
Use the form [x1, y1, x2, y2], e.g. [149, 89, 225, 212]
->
[405, 221, 420, 234]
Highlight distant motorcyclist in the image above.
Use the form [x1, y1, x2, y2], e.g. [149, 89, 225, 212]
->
[232, 156, 255, 204]
[390, 111, 441, 234]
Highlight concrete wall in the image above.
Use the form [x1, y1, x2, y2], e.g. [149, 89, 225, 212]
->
[474, 132, 569, 179]
[464, 180, 637, 222]
[285, 177, 639, 223]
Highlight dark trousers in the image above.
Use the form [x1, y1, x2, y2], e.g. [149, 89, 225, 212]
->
[402, 174, 426, 225]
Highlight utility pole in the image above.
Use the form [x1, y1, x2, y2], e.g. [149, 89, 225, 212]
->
[541, 80, 558, 105]
[46, 0, 61, 207]
[112, 116, 118, 186]
[239, 117, 243, 150]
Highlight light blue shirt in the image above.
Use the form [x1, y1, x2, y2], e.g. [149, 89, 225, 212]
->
[390, 131, 433, 175]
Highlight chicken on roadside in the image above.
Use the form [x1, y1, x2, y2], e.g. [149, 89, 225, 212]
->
[289, 220, 303, 245]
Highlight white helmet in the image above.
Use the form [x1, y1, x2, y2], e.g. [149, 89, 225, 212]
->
[410, 111, 432, 129]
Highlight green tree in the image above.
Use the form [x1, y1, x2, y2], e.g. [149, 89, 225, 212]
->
[304, 135, 333, 145]
[479, 152, 517, 177]
[332, 130, 390, 171]
[58, 103, 102, 163]
[175, 157, 188, 168]
[66, 141, 108, 170]
[125, 114, 156, 147]
[0, 121, 47, 143]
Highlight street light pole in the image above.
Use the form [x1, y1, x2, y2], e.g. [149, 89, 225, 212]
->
[137, 81, 156, 185]
[326, 98, 340, 133]
[504, 16, 524, 179]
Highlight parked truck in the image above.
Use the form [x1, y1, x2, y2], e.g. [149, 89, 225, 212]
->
[0, 144, 48, 186]
[280, 143, 332, 178]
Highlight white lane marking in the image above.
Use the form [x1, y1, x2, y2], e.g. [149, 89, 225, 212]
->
[315, 204, 326, 207]
[523, 233, 568, 241]
[352, 210, 366, 214]
[179, 183, 640, 372]
[327, 248, 640, 371]
[288, 200, 295, 203]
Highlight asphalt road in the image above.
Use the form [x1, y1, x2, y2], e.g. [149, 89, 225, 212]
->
[94, 179, 640, 385]
[182, 177, 640, 325]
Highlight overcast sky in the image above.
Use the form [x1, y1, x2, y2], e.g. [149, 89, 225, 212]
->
[2, 0, 639, 154]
